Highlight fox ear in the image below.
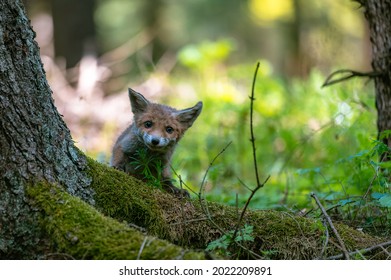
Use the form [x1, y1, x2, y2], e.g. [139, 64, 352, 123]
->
[175, 101, 203, 129]
[128, 88, 150, 114]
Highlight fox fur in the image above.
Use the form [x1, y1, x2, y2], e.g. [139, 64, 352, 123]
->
[110, 88, 202, 197]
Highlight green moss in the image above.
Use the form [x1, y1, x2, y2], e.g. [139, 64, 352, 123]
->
[85, 157, 216, 247]
[85, 157, 170, 237]
[82, 157, 386, 259]
[27, 182, 205, 259]
[192, 201, 384, 259]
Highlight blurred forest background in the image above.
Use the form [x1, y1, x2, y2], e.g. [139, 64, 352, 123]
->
[24, 0, 389, 235]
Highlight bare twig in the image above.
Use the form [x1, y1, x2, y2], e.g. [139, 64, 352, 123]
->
[196, 63, 272, 259]
[322, 69, 382, 88]
[170, 165, 196, 196]
[198, 141, 232, 198]
[355, 249, 366, 259]
[199, 198, 264, 259]
[231, 62, 271, 244]
[317, 219, 329, 259]
[235, 193, 240, 225]
[249, 62, 262, 189]
[128, 222, 147, 233]
[311, 192, 350, 260]
[232, 176, 271, 239]
[196, 141, 232, 227]
[328, 240, 391, 260]
[379, 245, 391, 259]
[362, 164, 379, 199]
[137, 236, 148, 260]
[193, 142, 263, 258]
[237, 176, 252, 191]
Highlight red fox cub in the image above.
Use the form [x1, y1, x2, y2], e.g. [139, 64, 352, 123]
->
[111, 88, 203, 197]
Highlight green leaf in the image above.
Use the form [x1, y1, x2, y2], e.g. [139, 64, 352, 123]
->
[206, 234, 230, 251]
[379, 130, 391, 140]
[296, 167, 321, 175]
[235, 224, 254, 242]
[379, 194, 391, 208]
[371, 192, 386, 200]
[378, 161, 391, 169]
[338, 198, 354, 206]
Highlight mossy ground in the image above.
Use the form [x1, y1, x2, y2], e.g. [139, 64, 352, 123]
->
[27, 182, 204, 259]
[81, 157, 386, 259]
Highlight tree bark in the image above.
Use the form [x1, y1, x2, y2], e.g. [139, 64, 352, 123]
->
[361, 0, 391, 161]
[0, 0, 94, 258]
[0, 0, 388, 260]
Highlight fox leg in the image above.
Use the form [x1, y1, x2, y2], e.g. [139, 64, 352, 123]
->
[161, 178, 189, 198]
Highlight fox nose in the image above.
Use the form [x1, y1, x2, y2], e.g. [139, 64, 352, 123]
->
[151, 138, 160, 146]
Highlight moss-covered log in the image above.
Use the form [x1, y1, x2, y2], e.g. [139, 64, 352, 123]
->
[86, 157, 387, 260]
[26, 182, 205, 260]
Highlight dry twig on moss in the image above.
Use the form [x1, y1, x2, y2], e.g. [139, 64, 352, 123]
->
[311, 192, 350, 260]
[328, 240, 391, 260]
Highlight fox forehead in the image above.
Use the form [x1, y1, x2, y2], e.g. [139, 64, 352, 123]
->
[134, 104, 183, 130]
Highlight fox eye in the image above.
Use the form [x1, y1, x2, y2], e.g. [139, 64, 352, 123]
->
[144, 121, 153, 128]
[166, 126, 174, 134]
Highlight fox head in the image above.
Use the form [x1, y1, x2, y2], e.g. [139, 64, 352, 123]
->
[128, 88, 203, 152]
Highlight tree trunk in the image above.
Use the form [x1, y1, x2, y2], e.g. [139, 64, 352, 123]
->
[0, 0, 94, 258]
[362, 0, 391, 161]
[0, 0, 388, 260]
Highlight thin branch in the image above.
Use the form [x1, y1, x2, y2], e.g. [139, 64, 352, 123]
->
[230, 62, 271, 244]
[354, 249, 366, 260]
[128, 222, 147, 233]
[195, 62, 272, 259]
[197, 141, 232, 227]
[200, 198, 263, 259]
[363, 175, 377, 200]
[317, 219, 329, 259]
[249, 61, 262, 188]
[193, 141, 264, 259]
[379, 245, 391, 259]
[322, 69, 382, 88]
[198, 141, 232, 198]
[311, 192, 350, 260]
[231, 175, 271, 244]
[170, 165, 196, 196]
[328, 240, 391, 260]
[235, 192, 240, 226]
[137, 236, 149, 260]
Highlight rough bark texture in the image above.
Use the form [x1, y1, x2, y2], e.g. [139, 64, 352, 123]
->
[362, 0, 391, 160]
[0, 0, 93, 258]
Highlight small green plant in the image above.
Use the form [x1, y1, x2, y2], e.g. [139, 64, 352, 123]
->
[129, 149, 164, 189]
[298, 138, 391, 236]
[206, 224, 254, 256]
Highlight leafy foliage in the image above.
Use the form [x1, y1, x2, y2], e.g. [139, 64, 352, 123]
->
[206, 224, 254, 257]
[169, 40, 389, 237]
[129, 148, 164, 189]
